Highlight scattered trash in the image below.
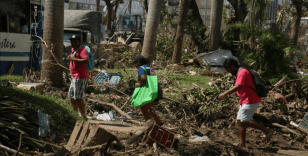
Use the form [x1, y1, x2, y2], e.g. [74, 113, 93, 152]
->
[94, 111, 99, 117]
[290, 121, 298, 127]
[189, 135, 210, 142]
[208, 82, 213, 86]
[93, 69, 109, 85]
[128, 111, 133, 116]
[297, 113, 308, 133]
[189, 71, 197, 75]
[38, 109, 50, 137]
[97, 113, 113, 121]
[147, 124, 176, 148]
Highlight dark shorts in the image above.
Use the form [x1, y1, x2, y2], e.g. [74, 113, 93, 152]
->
[154, 85, 163, 102]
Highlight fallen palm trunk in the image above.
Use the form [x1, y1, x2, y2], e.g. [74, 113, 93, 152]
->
[87, 99, 142, 125]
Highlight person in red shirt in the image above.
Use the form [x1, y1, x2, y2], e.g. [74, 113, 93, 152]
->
[68, 35, 89, 119]
[218, 58, 274, 148]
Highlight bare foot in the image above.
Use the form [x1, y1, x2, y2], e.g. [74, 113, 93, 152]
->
[265, 129, 275, 143]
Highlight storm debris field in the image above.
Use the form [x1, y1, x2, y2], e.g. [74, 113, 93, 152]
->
[1, 64, 308, 156]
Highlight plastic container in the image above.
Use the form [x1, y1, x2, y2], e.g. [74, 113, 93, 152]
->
[189, 135, 210, 142]
[298, 113, 308, 133]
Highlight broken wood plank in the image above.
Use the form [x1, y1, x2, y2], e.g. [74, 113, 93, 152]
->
[82, 125, 99, 147]
[71, 122, 90, 154]
[125, 120, 155, 145]
[65, 120, 83, 151]
[277, 149, 308, 156]
[87, 98, 142, 125]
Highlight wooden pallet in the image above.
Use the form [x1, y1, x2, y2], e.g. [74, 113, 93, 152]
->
[65, 120, 123, 156]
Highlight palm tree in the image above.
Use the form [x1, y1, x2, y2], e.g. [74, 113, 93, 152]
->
[171, 0, 191, 64]
[141, 0, 164, 61]
[40, 0, 64, 87]
[209, 0, 224, 51]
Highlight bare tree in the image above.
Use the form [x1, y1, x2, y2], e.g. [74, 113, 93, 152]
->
[141, 0, 164, 61]
[208, 0, 224, 51]
[172, 0, 191, 64]
[40, 0, 64, 87]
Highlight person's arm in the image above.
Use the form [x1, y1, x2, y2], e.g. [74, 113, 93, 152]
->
[218, 85, 242, 100]
[136, 75, 147, 87]
[69, 56, 89, 64]
[69, 48, 89, 64]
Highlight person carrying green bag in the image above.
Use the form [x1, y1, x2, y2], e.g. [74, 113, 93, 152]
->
[131, 55, 164, 126]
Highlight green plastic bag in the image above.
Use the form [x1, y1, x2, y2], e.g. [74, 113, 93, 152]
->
[131, 66, 158, 108]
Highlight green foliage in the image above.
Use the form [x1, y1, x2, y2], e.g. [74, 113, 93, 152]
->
[0, 75, 23, 82]
[186, 10, 208, 50]
[155, 8, 179, 64]
[223, 23, 301, 83]
[0, 85, 82, 133]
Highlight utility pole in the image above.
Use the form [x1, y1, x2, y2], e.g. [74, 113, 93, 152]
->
[141, 0, 164, 61]
[208, 0, 223, 51]
[96, 0, 100, 11]
[171, 0, 191, 64]
[40, 0, 64, 87]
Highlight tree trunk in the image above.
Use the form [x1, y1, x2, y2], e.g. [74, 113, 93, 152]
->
[41, 0, 64, 87]
[209, 0, 224, 51]
[96, 0, 100, 11]
[290, 0, 303, 45]
[141, 0, 164, 61]
[105, 0, 112, 36]
[171, 0, 191, 64]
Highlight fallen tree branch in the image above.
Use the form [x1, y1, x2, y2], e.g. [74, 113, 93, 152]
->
[163, 96, 189, 106]
[120, 96, 132, 109]
[14, 133, 22, 156]
[33, 35, 70, 71]
[271, 79, 308, 91]
[207, 77, 220, 92]
[125, 120, 155, 145]
[269, 123, 302, 136]
[80, 143, 107, 151]
[88, 84, 129, 97]
[0, 145, 24, 156]
[23, 136, 62, 149]
[87, 99, 142, 125]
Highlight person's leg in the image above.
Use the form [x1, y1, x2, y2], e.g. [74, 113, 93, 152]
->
[140, 101, 156, 121]
[76, 99, 86, 119]
[70, 98, 78, 111]
[148, 108, 162, 124]
[245, 120, 272, 135]
[240, 103, 274, 143]
[237, 120, 247, 148]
